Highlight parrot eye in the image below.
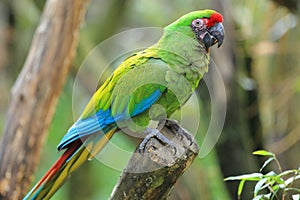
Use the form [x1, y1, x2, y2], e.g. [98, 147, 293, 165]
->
[192, 19, 204, 28]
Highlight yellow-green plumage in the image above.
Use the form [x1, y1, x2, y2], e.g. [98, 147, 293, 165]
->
[24, 9, 224, 200]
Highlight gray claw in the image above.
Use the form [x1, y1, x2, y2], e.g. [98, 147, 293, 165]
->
[138, 128, 177, 154]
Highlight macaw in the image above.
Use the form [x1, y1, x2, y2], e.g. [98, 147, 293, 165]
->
[24, 9, 224, 199]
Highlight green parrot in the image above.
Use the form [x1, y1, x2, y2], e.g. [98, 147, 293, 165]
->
[24, 9, 224, 199]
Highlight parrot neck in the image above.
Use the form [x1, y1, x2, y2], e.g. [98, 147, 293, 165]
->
[152, 29, 210, 89]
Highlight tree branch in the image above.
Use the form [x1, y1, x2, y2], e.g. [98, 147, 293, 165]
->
[110, 119, 199, 200]
[0, 0, 89, 199]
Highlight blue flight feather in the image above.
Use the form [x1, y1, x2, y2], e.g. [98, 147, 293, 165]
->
[57, 89, 162, 150]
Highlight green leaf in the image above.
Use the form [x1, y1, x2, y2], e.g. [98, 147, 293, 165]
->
[260, 157, 274, 171]
[270, 187, 280, 199]
[278, 170, 297, 177]
[285, 174, 300, 185]
[224, 173, 263, 181]
[292, 194, 300, 200]
[253, 150, 274, 157]
[264, 171, 277, 178]
[272, 183, 282, 191]
[253, 193, 271, 200]
[238, 180, 245, 198]
[273, 175, 285, 185]
[254, 178, 268, 196]
[286, 187, 300, 193]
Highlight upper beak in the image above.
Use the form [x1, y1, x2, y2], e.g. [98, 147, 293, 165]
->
[203, 22, 225, 49]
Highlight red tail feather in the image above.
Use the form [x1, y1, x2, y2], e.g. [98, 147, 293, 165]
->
[33, 140, 81, 190]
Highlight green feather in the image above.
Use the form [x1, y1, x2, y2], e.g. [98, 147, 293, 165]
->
[81, 9, 217, 128]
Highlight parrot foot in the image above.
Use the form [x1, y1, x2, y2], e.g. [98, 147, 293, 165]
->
[138, 128, 176, 154]
[162, 119, 194, 146]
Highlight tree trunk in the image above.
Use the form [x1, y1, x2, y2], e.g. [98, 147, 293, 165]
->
[110, 119, 199, 200]
[0, 0, 89, 199]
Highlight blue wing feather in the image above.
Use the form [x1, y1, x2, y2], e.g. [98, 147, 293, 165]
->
[57, 89, 162, 150]
[131, 89, 162, 116]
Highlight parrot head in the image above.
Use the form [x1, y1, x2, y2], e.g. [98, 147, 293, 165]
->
[166, 9, 225, 51]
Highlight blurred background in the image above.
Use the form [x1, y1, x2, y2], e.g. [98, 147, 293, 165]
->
[0, 0, 300, 199]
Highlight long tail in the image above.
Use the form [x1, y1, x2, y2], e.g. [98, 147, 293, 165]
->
[24, 128, 117, 200]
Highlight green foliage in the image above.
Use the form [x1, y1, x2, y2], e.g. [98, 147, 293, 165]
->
[225, 150, 300, 200]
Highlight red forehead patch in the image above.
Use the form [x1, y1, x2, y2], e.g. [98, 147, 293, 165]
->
[207, 13, 223, 27]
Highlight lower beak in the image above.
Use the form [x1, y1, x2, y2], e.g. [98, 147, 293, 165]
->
[203, 22, 225, 49]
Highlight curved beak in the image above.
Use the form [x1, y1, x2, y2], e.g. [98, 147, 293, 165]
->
[203, 22, 225, 49]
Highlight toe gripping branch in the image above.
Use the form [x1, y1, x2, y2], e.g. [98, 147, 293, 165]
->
[110, 119, 199, 200]
[138, 119, 199, 160]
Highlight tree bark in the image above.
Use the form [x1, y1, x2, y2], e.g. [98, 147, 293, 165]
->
[110, 119, 199, 200]
[0, 0, 88, 199]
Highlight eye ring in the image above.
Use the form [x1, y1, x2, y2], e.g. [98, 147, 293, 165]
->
[192, 19, 203, 27]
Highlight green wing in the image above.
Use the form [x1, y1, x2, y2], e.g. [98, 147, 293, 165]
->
[80, 51, 168, 121]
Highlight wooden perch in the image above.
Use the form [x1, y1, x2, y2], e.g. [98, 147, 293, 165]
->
[0, 0, 88, 199]
[110, 119, 199, 200]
